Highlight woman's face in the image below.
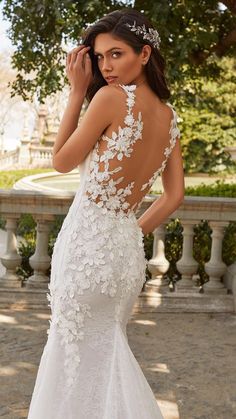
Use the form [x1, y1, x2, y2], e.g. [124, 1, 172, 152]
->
[93, 32, 149, 85]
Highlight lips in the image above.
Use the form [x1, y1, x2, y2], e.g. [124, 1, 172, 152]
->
[105, 76, 118, 83]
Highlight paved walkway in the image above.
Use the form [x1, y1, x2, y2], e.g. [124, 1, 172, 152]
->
[0, 309, 236, 419]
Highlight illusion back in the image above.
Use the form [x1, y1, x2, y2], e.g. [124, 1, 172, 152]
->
[86, 83, 180, 214]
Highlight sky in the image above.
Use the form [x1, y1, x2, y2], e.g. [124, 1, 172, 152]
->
[0, 2, 12, 51]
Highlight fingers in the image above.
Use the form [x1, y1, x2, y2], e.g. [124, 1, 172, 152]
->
[84, 52, 92, 74]
[75, 48, 91, 70]
[66, 44, 93, 90]
[67, 45, 90, 68]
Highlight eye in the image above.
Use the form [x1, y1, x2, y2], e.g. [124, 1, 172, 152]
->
[111, 51, 121, 58]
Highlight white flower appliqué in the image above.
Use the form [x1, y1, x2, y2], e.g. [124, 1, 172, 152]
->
[140, 103, 180, 192]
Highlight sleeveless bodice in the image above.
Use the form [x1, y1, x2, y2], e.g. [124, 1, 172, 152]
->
[83, 84, 180, 216]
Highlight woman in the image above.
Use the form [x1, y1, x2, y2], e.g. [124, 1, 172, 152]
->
[27, 7, 184, 419]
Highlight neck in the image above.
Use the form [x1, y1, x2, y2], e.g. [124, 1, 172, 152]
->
[128, 76, 147, 87]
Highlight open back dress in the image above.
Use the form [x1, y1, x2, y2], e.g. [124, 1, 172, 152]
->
[27, 83, 180, 419]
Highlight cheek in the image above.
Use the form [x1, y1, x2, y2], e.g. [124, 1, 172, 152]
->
[119, 55, 139, 72]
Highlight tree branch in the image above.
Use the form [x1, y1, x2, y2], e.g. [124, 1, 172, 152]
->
[189, 27, 236, 65]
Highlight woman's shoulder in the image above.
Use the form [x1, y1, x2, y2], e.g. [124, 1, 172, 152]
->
[93, 84, 125, 98]
[88, 84, 129, 115]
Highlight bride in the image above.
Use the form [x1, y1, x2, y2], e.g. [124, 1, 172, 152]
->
[27, 7, 184, 419]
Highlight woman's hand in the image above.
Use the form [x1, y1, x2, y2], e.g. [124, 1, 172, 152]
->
[66, 45, 93, 96]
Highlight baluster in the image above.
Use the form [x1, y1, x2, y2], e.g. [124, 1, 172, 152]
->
[0, 216, 22, 287]
[204, 221, 228, 294]
[145, 224, 170, 293]
[26, 218, 52, 288]
[176, 221, 199, 292]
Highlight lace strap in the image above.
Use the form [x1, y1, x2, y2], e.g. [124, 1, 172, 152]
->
[117, 84, 137, 124]
[140, 104, 180, 191]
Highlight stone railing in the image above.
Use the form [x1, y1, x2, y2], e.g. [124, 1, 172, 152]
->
[0, 145, 53, 170]
[0, 189, 235, 312]
[29, 146, 53, 168]
[0, 148, 20, 170]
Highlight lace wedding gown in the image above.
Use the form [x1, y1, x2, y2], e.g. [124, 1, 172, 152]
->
[27, 84, 180, 419]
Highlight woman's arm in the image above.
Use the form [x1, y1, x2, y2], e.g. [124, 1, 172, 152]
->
[53, 44, 92, 170]
[52, 91, 85, 158]
[52, 44, 117, 173]
[138, 139, 185, 235]
[52, 86, 116, 173]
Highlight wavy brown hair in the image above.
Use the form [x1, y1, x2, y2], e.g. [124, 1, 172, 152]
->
[81, 8, 170, 103]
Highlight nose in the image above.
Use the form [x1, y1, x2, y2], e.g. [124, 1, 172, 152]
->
[101, 57, 112, 72]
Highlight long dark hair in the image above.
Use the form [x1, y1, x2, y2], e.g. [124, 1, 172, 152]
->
[81, 8, 170, 103]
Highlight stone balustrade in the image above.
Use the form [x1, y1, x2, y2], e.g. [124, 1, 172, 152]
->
[0, 189, 235, 312]
[29, 146, 53, 168]
[0, 145, 53, 170]
[0, 148, 20, 170]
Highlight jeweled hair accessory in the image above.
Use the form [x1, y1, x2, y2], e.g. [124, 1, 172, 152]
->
[125, 20, 161, 49]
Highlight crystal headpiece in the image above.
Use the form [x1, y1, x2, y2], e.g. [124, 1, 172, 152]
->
[125, 20, 161, 49]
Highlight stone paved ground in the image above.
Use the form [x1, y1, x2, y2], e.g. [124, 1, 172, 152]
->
[0, 309, 236, 419]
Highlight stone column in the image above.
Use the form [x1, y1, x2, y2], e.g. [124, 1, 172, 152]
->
[176, 221, 199, 292]
[26, 218, 52, 289]
[204, 221, 228, 294]
[145, 224, 170, 293]
[0, 216, 22, 287]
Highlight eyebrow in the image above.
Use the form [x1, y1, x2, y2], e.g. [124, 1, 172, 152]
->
[94, 47, 123, 54]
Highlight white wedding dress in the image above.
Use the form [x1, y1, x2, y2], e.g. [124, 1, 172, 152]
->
[27, 84, 180, 419]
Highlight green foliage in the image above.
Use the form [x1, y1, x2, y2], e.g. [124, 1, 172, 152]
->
[2, 2, 236, 173]
[2, 1, 236, 101]
[0, 168, 53, 190]
[185, 179, 236, 197]
[152, 179, 236, 198]
[164, 219, 183, 281]
[16, 240, 35, 281]
[222, 222, 236, 265]
[16, 214, 36, 280]
[193, 221, 212, 284]
[2, 0, 131, 101]
[177, 57, 236, 174]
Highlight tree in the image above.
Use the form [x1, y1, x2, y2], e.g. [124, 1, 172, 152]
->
[1, 0, 236, 102]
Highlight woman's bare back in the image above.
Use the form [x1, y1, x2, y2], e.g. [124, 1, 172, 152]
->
[91, 83, 179, 213]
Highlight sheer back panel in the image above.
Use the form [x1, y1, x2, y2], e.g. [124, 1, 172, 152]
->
[85, 84, 180, 214]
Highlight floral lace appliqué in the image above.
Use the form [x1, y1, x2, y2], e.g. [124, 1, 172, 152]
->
[140, 103, 180, 192]
[86, 84, 143, 215]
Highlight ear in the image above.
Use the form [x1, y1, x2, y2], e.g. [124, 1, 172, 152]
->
[141, 44, 152, 64]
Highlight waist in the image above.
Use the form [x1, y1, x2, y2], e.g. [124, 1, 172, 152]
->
[78, 194, 142, 233]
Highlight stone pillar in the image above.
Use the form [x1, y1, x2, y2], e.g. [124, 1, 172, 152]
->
[18, 139, 31, 167]
[204, 221, 228, 294]
[145, 224, 170, 293]
[176, 221, 199, 292]
[26, 218, 52, 289]
[0, 216, 22, 287]
[18, 113, 31, 167]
